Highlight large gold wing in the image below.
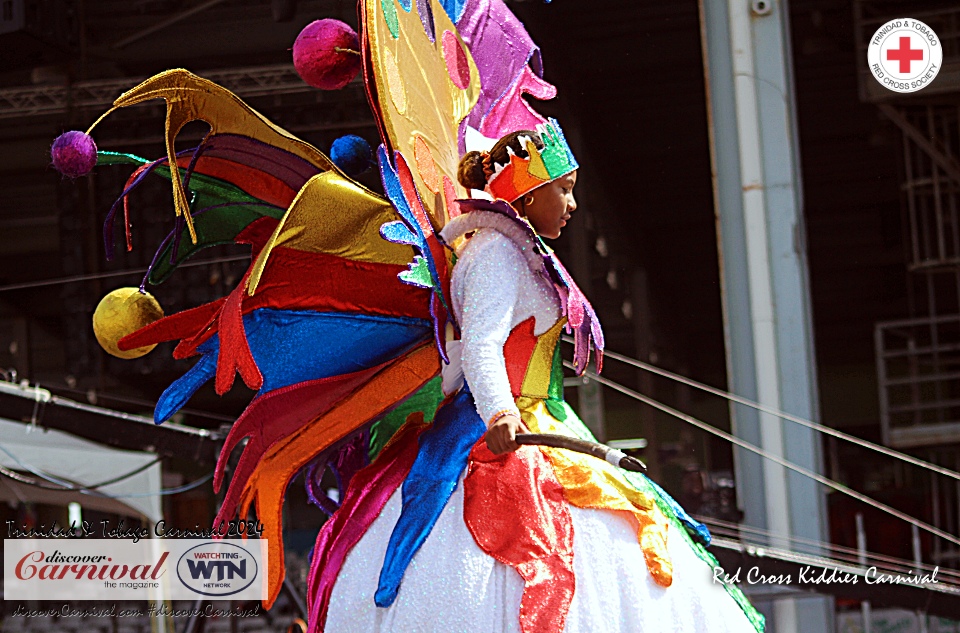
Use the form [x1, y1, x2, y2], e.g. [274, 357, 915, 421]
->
[363, 0, 481, 227]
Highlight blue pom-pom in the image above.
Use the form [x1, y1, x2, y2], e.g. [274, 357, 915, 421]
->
[330, 135, 372, 177]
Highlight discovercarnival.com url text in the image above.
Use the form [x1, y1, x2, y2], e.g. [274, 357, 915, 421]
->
[10, 603, 262, 618]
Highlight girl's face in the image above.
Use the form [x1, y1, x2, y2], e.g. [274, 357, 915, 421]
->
[517, 171, 578, 239]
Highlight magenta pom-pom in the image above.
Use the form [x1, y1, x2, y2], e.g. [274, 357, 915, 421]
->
[293, 19, 362, 90]
[51, 130, 98, 178]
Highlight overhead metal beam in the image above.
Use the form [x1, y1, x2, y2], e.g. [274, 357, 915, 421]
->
[0, 63, 364, 120]
[111, 0, 229, 50]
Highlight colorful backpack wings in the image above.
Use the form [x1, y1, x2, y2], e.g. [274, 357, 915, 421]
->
[70, 0, 577, 607]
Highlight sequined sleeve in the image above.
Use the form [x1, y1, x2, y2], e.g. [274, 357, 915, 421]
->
[453, 230, 525, 425]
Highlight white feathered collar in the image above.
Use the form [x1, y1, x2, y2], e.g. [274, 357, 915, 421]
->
[440, 209, 547, 275]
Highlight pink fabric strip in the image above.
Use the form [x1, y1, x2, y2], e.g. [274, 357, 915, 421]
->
[212, 364, 383, 527]
[306, 419, 428, 633]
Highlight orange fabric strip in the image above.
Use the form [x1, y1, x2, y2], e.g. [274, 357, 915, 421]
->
[519, 398, 673, 588]
[228, 343, 440, 607]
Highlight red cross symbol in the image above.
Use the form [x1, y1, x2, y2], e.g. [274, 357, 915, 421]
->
[887, 36, 924, 73]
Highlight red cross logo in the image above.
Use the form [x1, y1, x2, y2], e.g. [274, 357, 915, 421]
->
[887, 36, 924, 73]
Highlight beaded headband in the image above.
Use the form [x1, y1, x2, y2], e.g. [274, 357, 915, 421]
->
[485, 118, 579, 203]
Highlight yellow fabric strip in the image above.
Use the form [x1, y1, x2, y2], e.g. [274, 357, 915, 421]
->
[518, 317, 566, 399]
[517, 397, 674, 587]
[365, 0, 480, 227]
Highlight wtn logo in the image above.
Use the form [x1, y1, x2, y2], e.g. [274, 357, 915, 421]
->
[176, 542, 259, 597]
[185, 559, 247, 581]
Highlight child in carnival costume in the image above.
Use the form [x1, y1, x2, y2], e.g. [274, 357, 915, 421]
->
[320, 123, 765, 632]
[60, 0, 765, 631]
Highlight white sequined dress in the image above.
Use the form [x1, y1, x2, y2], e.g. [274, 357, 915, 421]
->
[323, 218, 761, 632]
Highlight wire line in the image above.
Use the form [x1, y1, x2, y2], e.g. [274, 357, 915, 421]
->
[0, 254, 249, 293]
[0, 456, 161, 492]
[0, 442, 212, 498]
[569, 362, 960, 549]
[571, 340, 960, 483]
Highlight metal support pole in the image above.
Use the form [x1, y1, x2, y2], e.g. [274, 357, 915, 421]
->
[912, 523, 928, 633]
[856, 513, 871, 633]
[699, 0, 831, 631]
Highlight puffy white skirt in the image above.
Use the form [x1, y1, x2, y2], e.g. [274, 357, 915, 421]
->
[325, 479, 758, 633]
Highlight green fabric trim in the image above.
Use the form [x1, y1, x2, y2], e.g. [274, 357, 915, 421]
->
[96, 152, 285, 285]
[539, 120, 577, 179]
[398, 255, 434, 289]
[547, 340, 564, 402]
[97, 151, 151, 166]
[368, 376, 444, 460]
[381, 0, 399, 38]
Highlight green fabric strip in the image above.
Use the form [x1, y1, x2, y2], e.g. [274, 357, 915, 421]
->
[368, 376, 444, 461]
[547, 339, 565, 402]
[96, 152, 284, 284]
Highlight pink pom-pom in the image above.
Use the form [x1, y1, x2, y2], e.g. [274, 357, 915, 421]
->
[293, 19, 362, 90]
[51, 130, 98, 178]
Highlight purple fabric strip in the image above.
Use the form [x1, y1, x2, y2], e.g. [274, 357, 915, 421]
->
[416, 0, 436, 42]
[304, 451, 340, 516]
[202, 134, 322, 191]
[103, 146, 201, 261]
[103, 156, 166, 260]
[170, 215, 186, 265]
[333, 430, 370, 501]
[455, 0, 545, 147]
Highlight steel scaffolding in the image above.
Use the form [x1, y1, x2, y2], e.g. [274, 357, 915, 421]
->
[0, 63, 359, 120]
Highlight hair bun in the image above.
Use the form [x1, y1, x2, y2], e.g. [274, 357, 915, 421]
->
[457, 151, 488, 190]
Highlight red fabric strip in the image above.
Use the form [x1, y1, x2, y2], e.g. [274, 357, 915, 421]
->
[212, 364, 381, 525]
[463, 443, 575, 633]
[215, 272, 263, 394]
[180, 154, 299, 209]
[118, 297, 225, 354]
[502, 317, 538, 398]
[120, 249, 432, 355]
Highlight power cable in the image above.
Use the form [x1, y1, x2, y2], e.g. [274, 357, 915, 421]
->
[0, 254, 248, 294]
[567, 339, 960, 483]
[0, 456, 161, 492]
[0, 443, 212, 498]
[567, 361, 960, 549]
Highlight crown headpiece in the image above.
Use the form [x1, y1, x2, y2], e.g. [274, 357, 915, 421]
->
[485, 118, 579, 203]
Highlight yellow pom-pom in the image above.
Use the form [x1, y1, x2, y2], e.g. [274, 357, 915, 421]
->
[92, 288, 164, 359]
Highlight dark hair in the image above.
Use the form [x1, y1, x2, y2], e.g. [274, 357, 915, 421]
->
[456, 130, 544, 190]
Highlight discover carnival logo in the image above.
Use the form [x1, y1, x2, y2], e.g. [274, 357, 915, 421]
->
[867, 18, 942, 94]
[4, 539, 266, 601]
[176, 541, 259, 597]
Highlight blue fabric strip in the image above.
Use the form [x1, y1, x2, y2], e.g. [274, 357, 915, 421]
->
[440, 0, 466, 23]
[375, 387, 485, 607]
[155, 350, 217, 423]
[643, 476, 712, 546]
[154, 308, 431, 423]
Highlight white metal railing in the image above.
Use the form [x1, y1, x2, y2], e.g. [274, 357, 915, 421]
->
[876, 314, 960, 447]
